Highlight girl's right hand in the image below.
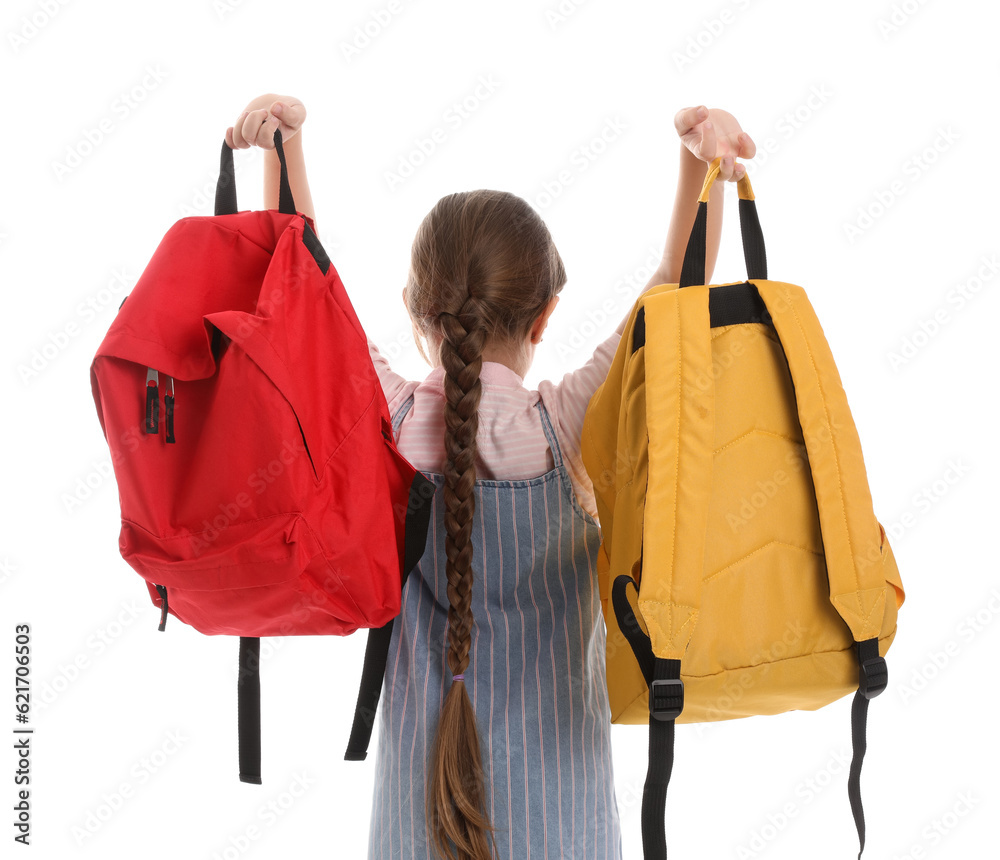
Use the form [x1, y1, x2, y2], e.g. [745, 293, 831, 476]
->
[674, 105, 754, 181]
[225, 93, 307, 150]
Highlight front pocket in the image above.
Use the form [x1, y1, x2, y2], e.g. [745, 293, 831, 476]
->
[120, 512, 322, 591]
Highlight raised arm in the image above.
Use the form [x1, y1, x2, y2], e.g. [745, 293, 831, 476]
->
[618, 106, 755, 336]
[264, 130, 316, 225]
[226, 94, 317, 226]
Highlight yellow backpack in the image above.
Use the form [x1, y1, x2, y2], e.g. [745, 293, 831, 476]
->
[581, 158, 905, 859]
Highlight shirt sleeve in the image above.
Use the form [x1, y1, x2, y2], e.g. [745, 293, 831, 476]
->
[537, 318, 625, 522]
[368, 336, 412, 418]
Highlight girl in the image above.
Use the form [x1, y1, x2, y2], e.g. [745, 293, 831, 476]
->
[227, 95, 754, 860]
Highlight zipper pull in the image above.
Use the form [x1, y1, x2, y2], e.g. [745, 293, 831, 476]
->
[145, 368, 159, 434]
[155, 584, 169, 631]
[164, 376, 176, 443]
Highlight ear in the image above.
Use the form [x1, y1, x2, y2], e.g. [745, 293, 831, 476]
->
[530, 295, 559, 344]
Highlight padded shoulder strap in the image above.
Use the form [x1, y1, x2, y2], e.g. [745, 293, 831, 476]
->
[754, 280, 887, 643]
[636, 285, 715, 660]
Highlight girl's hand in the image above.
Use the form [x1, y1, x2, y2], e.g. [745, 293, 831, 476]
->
[225, 93, 307, 150]
[674, 106, 755, 181]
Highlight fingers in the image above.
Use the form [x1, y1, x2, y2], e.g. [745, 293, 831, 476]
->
[230, 108, 279, 149]
[674, 104, 709, 136]
[230, 111, 251, 149]
[736, 131, 756, 160]
[716, 155, 748, 183]
[270, 100, 306, 131]
[697, 120, 717, 163]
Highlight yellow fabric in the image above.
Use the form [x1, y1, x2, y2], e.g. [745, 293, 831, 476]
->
[698, 156, 755, 202]
[581, 276, 905, 725]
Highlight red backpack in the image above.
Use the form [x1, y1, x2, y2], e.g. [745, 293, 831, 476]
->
[89, 131, 433, 783]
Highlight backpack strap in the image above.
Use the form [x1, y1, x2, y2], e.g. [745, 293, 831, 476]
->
[342, 462, 432, 761]
[344, 392, 434, 762]
[754, 281, 890, 643]
[238, 637, 262, 784]
[600, 284, 715, 860]
[755, 279, 897, 858]
[635, 284, 714, 663]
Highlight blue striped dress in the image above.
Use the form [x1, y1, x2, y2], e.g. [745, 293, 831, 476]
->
[367, 393, 623, 859]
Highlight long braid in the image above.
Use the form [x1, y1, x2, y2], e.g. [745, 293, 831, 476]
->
[426, 293, 497, 860]
[439, 297, 484, 677]
[404, 189, 567, 860]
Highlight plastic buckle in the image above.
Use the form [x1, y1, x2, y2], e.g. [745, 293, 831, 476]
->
[649, 678, 684, 722]
[859, 656, 888, 699]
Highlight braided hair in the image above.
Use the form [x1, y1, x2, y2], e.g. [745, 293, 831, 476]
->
[403, 190, 565, 860]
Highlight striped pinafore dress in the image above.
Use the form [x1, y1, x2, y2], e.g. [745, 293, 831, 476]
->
[367, 393, 623, 860]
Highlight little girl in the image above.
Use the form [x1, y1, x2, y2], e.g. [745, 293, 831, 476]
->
[227, 95, 753, 860]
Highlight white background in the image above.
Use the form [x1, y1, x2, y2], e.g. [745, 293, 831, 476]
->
[2, 0, 997, 858]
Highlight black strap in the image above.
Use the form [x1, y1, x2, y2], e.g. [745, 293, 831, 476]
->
[849, 637, 887, 858]
[738, 197, 767, 283]
[644, 659, 682, 860]
[216, 128, 296, 217]
[631, 282, 773, 353]
[678, 190, 767, 288]
[344, 469, 436, 761]
[612, 574, 653, 685]
[238, 636, 262, 784]
[612, 574, 683, 860]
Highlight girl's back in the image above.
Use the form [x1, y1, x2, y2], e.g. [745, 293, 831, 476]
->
[367, 343, 624, 860]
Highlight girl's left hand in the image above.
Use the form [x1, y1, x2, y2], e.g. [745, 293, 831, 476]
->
[674, 106, 756, 181]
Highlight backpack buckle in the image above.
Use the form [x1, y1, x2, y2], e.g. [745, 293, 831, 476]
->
[649, 678, 684, 722]
[859, 656, 888, 699]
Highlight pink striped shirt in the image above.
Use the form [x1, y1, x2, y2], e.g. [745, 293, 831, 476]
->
[367, 326, 624, 523]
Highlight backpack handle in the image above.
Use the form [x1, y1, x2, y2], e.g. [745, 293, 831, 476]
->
[679, 157, 767, 288]
[215, 128, 297, 217]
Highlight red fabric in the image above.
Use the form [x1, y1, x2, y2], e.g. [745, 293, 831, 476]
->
[90, 209, 418, 637]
